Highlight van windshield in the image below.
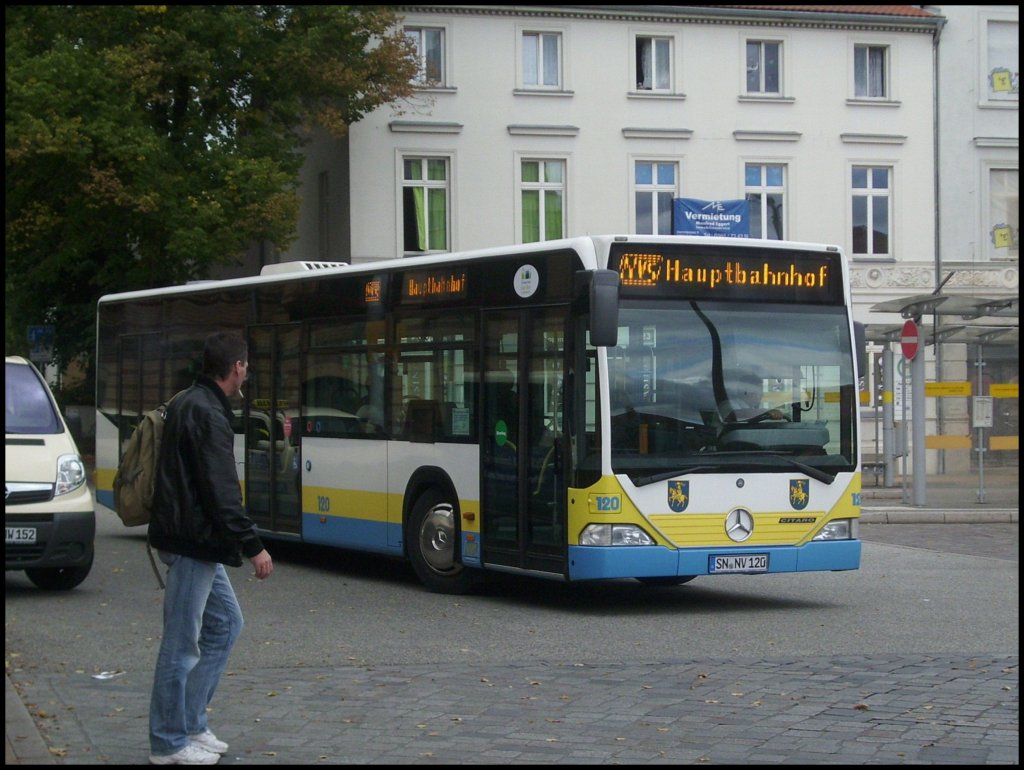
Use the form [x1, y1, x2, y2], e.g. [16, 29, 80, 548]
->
[5, 362, 63, 434]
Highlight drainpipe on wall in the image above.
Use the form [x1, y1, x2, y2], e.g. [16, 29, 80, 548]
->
[929, 11, 946, 473]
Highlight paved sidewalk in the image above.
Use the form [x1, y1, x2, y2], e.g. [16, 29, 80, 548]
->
[8, 466, 1018, 765]
[6, 655, 1020, 765]
[859, 465, 1018, 523]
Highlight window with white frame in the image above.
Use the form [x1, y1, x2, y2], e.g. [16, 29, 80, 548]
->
[987, 167, 1019, 259]
[985, 20, 1019, 103]
[522, 31, 561, 88]
[521, 159, 565, 243]
[745, 163, 786, 239]
[635, 35, 672, 91]
[851, 165, 891, 257]
[854, 44, 888, 98]
[634, 161, 678, 234]
[745, 40, 781, 95]
[405, 26, 445, 85]
[402, 157, 449, 254]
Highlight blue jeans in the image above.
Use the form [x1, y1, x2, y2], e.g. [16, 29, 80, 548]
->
[149, 553, 243, 756]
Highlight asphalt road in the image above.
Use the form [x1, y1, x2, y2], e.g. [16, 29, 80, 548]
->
[5, 510, 1019, 765]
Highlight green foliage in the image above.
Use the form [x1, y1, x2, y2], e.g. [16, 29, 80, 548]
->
[5, 5, 417, 401]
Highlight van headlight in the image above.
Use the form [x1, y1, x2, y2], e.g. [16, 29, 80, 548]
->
[812, 518, 859, 541]
[579, 524, 655, 546]
[55, 454, 87, 496]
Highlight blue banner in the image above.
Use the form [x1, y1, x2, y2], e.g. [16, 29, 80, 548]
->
[673, 198, 750, 238]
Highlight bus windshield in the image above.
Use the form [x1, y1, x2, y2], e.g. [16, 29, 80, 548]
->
[608, 300, 857, 483]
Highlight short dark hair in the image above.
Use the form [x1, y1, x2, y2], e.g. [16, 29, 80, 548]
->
[203, 332, 247, 380]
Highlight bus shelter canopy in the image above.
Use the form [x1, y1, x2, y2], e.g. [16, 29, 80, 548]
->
[871, 293, 1018, 320]
[868, 292, 1019, 349]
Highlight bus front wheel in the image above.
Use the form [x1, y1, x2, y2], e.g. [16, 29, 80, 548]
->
[408, 488, 476, 594]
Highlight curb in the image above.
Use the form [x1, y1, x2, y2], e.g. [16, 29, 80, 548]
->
[5, 674, 55, 765]
[860, 508, 1019, 524]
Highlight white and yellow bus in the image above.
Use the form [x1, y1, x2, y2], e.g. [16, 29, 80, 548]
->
[96, 235, 862, 593]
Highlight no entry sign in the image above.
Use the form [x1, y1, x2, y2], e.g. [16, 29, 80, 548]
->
[900, 319, 920, 360]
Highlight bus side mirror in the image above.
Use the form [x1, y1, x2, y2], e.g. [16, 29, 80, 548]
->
[853, 321, 867, 382]
[589, 269, 619, 347]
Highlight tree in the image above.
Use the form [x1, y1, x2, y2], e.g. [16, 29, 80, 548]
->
[5, 5, 418, 403]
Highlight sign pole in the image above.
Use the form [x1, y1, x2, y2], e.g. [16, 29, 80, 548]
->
[911, 336, 926, 506]
[900, 318, 926, 506]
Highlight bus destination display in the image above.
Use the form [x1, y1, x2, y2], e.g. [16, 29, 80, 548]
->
[613, 247, 841, 304]
[401, 269, 469, 303]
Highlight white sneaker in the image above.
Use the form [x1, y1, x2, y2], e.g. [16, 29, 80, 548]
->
[149, 742, 220, 765]
[189, 730, 229, 755]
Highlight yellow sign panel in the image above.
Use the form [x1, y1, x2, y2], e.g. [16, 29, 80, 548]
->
[990, 383, 1019, 398]
[924, 382, 971, 397]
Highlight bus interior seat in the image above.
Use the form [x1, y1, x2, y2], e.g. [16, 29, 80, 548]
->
[404, 399, 443, 442]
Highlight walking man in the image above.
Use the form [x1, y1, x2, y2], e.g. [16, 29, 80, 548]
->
[148, 332, 273, 765]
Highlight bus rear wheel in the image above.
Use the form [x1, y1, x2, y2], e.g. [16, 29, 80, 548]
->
[408, 488, 476, 594]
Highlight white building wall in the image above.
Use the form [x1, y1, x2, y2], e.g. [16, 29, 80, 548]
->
[302, 7, 942, 278]
[934, 4, 1018, 267]
[276, 5, 1020, 477]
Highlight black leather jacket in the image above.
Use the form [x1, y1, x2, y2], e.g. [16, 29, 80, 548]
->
[149, 376, 264, 566]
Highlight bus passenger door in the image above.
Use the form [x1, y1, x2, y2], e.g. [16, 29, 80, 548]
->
[246, 325, 302, 535]
[481, 309, 568, 576]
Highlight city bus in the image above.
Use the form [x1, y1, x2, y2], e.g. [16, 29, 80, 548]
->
[95, 235, 862, 593]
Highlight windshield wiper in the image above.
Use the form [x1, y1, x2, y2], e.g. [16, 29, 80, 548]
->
[630, 455, 836, 487]
[768, 454, 836, 485]
[632, 465, 727, 487]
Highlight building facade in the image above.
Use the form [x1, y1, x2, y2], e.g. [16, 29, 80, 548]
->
[264, 5, 1017, 472]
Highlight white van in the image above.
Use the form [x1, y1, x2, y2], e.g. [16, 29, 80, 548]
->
[5, 355, 95, 589]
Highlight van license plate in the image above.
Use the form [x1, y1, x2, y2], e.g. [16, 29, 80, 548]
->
[710, 553, 768, 573]
[6, 527, 37, 545]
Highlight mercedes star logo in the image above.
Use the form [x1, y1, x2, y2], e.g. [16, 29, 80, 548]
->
[725, 508, 754, 542]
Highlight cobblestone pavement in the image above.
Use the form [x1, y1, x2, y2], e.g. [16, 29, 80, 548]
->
[8, 655, 1020, 765]
[8, 466, 1019, 765]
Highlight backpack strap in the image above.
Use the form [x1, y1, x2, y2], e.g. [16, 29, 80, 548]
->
[146, 388, 190, 589]
[147, 542, 166, 590]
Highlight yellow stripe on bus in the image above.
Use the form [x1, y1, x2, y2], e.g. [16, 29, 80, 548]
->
[648, 512, 826, 547]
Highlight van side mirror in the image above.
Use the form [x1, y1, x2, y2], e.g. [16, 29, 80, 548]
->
[588, 269, 619, 347]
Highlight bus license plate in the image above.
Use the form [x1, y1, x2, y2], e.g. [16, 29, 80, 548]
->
[6, 527, 37, 545]
[710, 553, 768, 573]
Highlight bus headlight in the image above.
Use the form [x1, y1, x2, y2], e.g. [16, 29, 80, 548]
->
[579, 524, 655, 546]
[812, 518, 859, 541]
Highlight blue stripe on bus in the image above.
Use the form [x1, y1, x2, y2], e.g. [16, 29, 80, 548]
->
[300, 513, 404, 557]
[567, 540, 861, 580]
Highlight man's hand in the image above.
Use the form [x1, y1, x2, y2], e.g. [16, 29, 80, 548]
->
[250, 549, 273, 579]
